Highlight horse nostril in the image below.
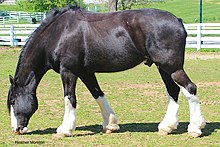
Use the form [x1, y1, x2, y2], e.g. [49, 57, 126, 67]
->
[16, 127, 21, 132]
[16, 125, 24, 132]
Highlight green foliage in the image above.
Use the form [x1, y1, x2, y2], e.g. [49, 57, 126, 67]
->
[16, 0, 85, 12]
[0, 4, 22, 11]
[119, 0, 133, 10]
[117, 0, 165, 10]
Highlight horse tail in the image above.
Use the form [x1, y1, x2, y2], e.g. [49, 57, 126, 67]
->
[178, 18, 188, 38]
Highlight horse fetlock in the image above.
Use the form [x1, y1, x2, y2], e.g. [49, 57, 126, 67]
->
[56, 125, 74, 137]
[102, 113, 119, 133]
[158, 126, 174, 136]
[158, 128, 169, 136]
[104, 124, 120, 134]
[187, 120, 206, 137]
[103, 120, 120, 134]
[188, 127, 202, 138]
[158, 121, 178, 135]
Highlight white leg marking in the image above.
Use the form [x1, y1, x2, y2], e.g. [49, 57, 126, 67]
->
[181, 87, 206, 137]
[96, 95, 119, 133]
[57, 96, 76, 136]
[158, 92, 179, 135]
[11, 106, 18, 132]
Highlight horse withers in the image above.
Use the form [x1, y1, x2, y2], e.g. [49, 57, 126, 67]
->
[7, 6, 206, 137]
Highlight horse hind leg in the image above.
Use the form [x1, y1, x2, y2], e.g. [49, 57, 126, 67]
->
[171, 69, 206, 137]
[158, 68, 180, 135]
[79, 73, 120, 133]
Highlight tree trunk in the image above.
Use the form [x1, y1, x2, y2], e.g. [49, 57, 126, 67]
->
[109, 0, 117, 12]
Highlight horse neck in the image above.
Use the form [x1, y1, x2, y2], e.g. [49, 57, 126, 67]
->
[15, 47, 48, 89]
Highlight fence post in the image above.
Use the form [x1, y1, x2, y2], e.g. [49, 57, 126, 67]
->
[16, 16, 19, 23]
[10, 25, 15, 47]
[3, 17, 5, 24]
[197, 23, 202, 51]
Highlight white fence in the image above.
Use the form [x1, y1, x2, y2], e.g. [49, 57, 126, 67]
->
[185, 23, 220, 50]
[0, 24, 39, 46]
[0, 11, 46, 24]
[0, 16, 19, 24]
[0, 23, 220, 50]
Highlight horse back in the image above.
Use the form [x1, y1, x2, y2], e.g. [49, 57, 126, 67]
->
[50, 8, 187, 73]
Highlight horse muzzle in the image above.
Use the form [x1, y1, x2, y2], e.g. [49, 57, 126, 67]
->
[12, 126, 28, 134]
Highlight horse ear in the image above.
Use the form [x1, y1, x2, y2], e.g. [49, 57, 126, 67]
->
[9, 75, 16, 87]
[25, 71, 36, 91]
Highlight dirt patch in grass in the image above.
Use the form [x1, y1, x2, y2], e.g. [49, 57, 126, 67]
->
[0, 46, 20, 52]
[197, 81, 220, 87]
[118, 83, 163, 90]
[116, 83, 163, 97]
[185, 52, 220, 60]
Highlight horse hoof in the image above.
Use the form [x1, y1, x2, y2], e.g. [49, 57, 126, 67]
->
[158, 129, 169, 136]
[104, 128, 118, 134]
[56, 132, 73, 137]
[12, 127, 28, 135]
[105, 129, 113, 134]
[188, 132, 202, 138]
[104, 124, 120, 134]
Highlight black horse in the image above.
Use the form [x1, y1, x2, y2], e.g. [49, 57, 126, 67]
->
[7, 6, 205, 137]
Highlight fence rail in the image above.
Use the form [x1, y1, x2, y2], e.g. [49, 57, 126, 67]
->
[0, 23, 220, 50]
[0, 24, 39, 46]
[0, 11, 46, 24]
[185, 23, 220, 50]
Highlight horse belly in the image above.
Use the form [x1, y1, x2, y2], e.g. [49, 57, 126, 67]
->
[84, 45, 144, 72]
[83, 26, 145, 72]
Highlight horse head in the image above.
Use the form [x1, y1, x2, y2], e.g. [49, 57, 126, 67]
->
[7, 71, 38, 134]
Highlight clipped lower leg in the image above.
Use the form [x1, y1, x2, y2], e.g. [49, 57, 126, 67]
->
[57, 96, 76, 136]
[181, 87, 206, 137]
[96, 95, 120, 133]
[158, 94, 179, 135]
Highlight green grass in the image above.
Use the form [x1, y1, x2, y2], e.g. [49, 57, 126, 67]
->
[0, 47, 220, 146]
[134, 0, 220, 23]
[186, 48, 220, 52]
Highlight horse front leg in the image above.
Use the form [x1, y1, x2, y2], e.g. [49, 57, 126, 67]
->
[158, 68, 180, 135]
[80, 73, 120, 133]
[171, 69, 206, 137]
[56, 70, 78, 137]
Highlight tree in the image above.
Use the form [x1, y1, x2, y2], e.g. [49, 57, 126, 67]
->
[120, 0, 133, 10]
[117, 0, 165, 11]
[108, 0, 117, 12]
[16, 0, 85, 12]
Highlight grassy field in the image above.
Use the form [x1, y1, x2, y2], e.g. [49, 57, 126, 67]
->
[136, 0, 220, 23]
[0, 47, 219, 146]
[1, 0, 220, 23]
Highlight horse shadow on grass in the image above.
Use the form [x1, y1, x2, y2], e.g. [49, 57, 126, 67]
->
[27, 122, 220, 137]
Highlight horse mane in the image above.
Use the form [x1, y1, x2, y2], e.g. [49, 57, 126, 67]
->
[14, 5, 84, 79]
